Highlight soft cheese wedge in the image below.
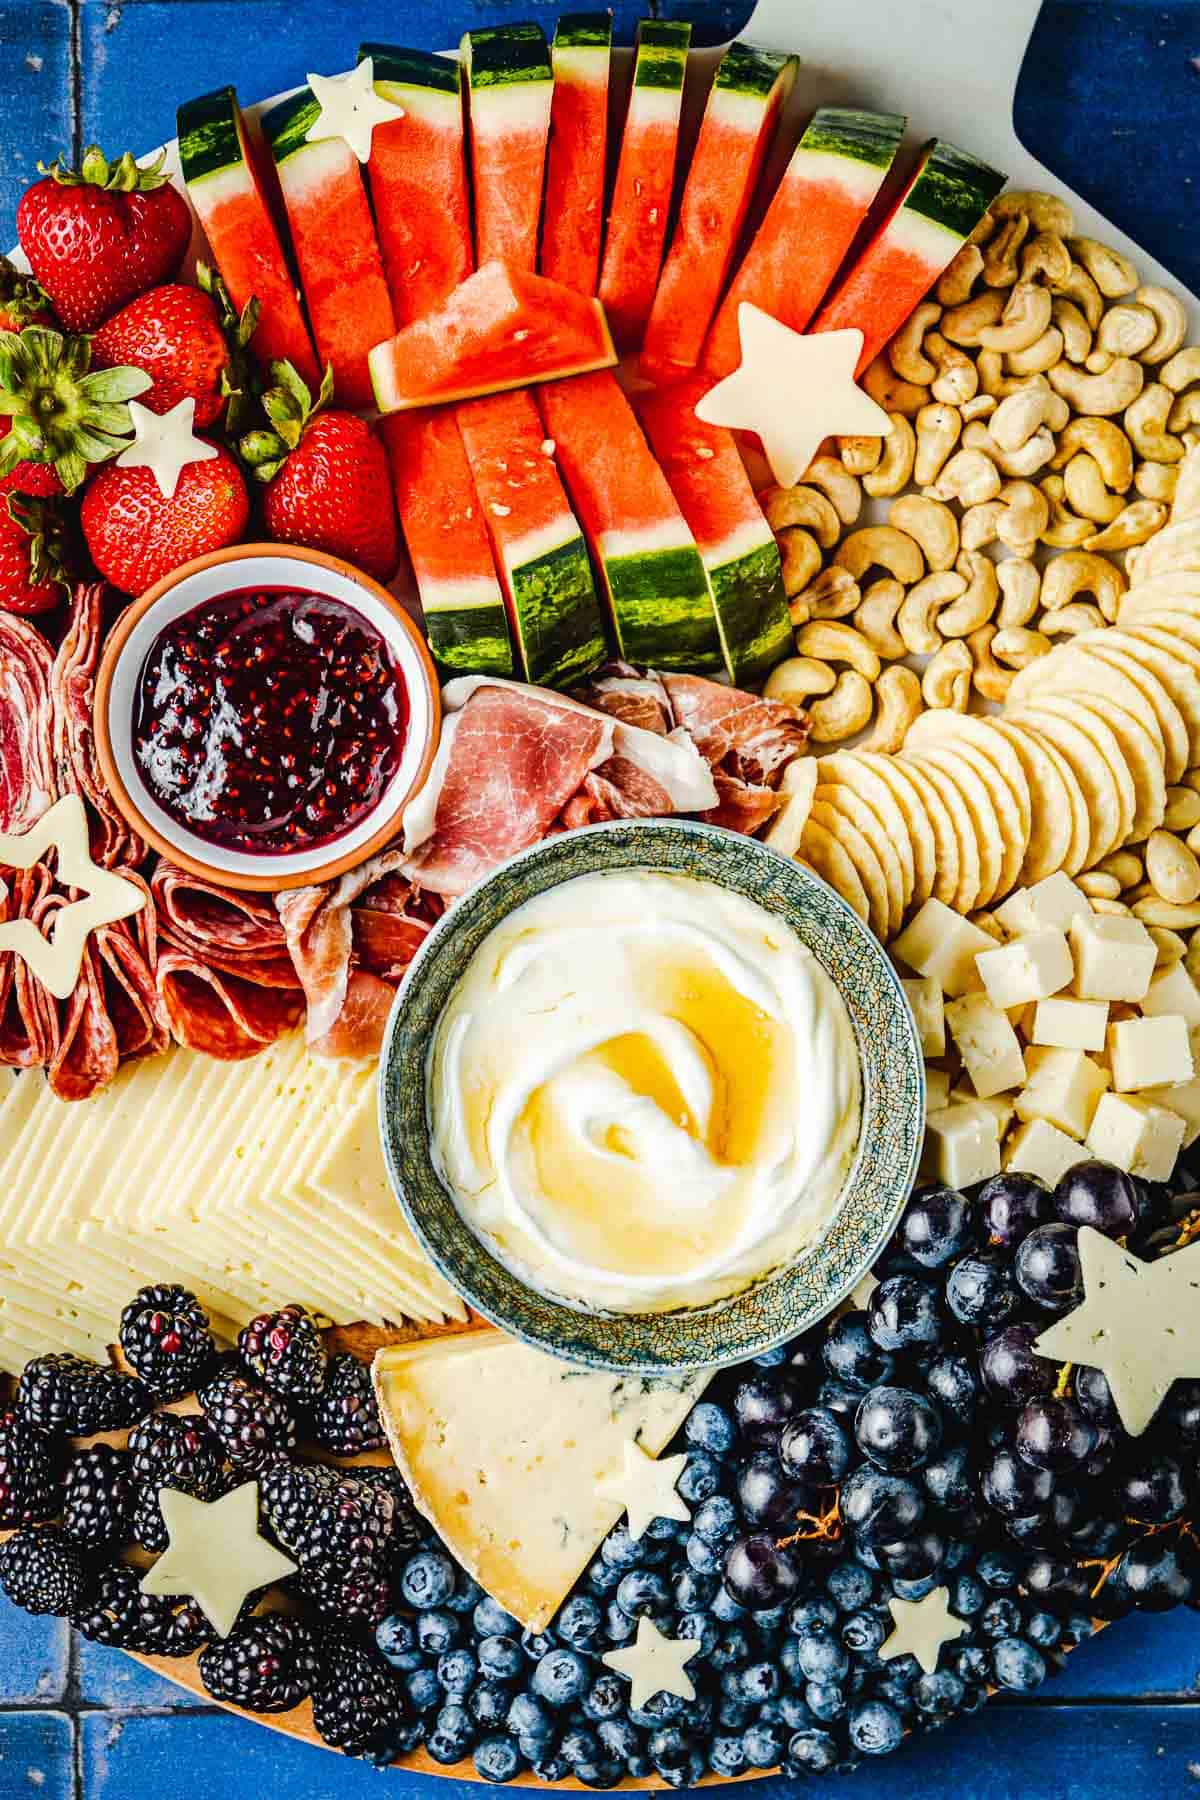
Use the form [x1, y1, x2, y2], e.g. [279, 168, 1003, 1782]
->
[373, 1333, 708, 1631]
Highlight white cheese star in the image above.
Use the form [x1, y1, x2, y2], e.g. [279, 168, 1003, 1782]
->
[0, 796, 144, 999]
[140, 1480, 298, 1637]
[306, 58, 404, 163]
[115, 398, 217, 500]
[602, 1616, 701, 1709]
[850, 1268, 881, 1310]
[878, 1586, 967, 1675]
[595, 1439, 691, 1541]
[695, 304, 892, 489]
[1033, 1226, 1200, 1436]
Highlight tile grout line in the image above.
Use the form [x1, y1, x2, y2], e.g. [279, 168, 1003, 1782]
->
[67, 0, 81, 165]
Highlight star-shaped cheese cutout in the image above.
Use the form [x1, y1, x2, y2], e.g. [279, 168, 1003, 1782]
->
[0, 796, 144, 1000]
[115, 398, 217, 499]
[850, 1267, 880, 1310]
[878, 1586, 967, 1675]
[1033, 1226, 1200, 1436]
[306, 58, 404, 163]
[602, 1616, 701, 1709]
[595, 1439, 691, 1541]
[140, 1480, 297, 1637]
[695, 304, 892, 489]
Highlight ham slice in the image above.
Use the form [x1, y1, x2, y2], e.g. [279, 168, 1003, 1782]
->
[51, 583, 145, 868]
[0, 613, 56, 834]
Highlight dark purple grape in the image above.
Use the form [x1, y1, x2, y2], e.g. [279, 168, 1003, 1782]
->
[854, 1387, 942, 1474]
[945, 1249, 1020, 1327]
[923, 1442, 974, 1512]
[723, 1536, 801, 1611]
[981, 1446, 1054, 1517]
[1015, 1397, 1098, 1472]
[899, 1188, 975, 1268]
[1054, 1160, 1140, 1238]
[840, 1467, 924, 1546]
[879, 1529, 946, 1582]
[737, 1452, 805, 1529]
[733, 1374, 802, 1445]
[778, 1408, 849, 1487]
[925, 1353, 978, 1427]
[867, 1277, 945, 1354]
[978, 1173, 1051, 1246]
[1113, 1538, 1195, 1612]
[822, 1313, 896, 1391]
[1074, 1364, 1121, 1430]
[1014, 1223, 1083, 1312]
[1161, 1379, 1200, 1447]
[815, 1378, 859, 1421]
[979, 1323, 1057, 1408]
[1118, 1453, 1189, 1525]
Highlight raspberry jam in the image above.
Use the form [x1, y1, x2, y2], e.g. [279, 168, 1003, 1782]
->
[133, 585, 408, 855]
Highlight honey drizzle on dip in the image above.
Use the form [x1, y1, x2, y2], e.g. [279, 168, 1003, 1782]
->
[428, 870, 862, 1313]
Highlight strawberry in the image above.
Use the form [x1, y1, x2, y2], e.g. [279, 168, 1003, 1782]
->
[0, 421, 64, 498]
[17, 147, 191, 333]
[91, 263, 260, 432]
[0, 325, 151, 494]
[0, 493, 70, 615]
[0, 256, 54, 333]
[239, 362, 399, 583]
[80, 443, 249, 595]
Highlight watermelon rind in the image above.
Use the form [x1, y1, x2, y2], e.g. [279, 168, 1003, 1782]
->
[177, 85, 243, 184]
[360, 43, 461, 99]
[462, 21, 554, 87]
[904, 138, 1008, 242]
[710, 39, 797, 100]
[603, 542, 722, 674]
[501, 531, 609, 688]
[800, 105, 907, 171]
[705, 531, 793, 687]
[423, 588, 516, 678]
[631, 18, 691, 88]
[260, 88, 323, 165]
[553, 12, 613, 51]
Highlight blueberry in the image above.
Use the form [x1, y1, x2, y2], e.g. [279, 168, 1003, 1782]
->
[437, 1647, 477, 1694]
[825, 1310, 898, 1386]
[600, 1524, 643, 1569]
[710, 1625, 753, 1671]
[686, 1401, 735, 1457]
[742, 1720, 787, 1768]
[779, 1692, 815, 1730]
[473, 1734, 522, 1784]
[1026, 1609, 1063, 1648]
[403, 1667, 442, 1713]
[992, 1635, 1047, 1691]
[416, 1609, 458, 1657]
[717, 1697, 753, 1731]
[473, 1596, 518, 1638]
[788, 1597, 838, 1635]
[804, 1680, 846, 1722]
[582, 1673, 626, 1722]
[478, 1634, 523, 1682]
[468, 1680, 512, 1730]
[980, 1596, 1022, 1639]
[604, 1600, 635, 1644]
[693, 1494, 738, 1545]
[711, 1585, 746, 1623]
[376, 1613, 420, 1670]
[738, 1660, 781, 1704]
[795, 1632, 849, 1684]
[849, 1697, 904, 1756]
[532, 1647, 590, 1708]
[826, 1559, 875, 1614]
[426, 1703, 475, 1764]
[596, 1717, 639, 1761]
[978, 1548, 1021, 1590]
[893, 1573, 940, 1601]
[443, 1573, 482, 1614]
[677, 1449, 722, 1506]
[677, 1611, 718, 1659]
[842, 1609, 888, 1655]
[787, 1727, 839, 1773]
[954, 1643, 990, 1684]
[400, 1547, 457, 1610]
[915, 1669, 965, 1721]
[507, 1691, 552, 1741]
[753, 1601, 790, 1635]
[521, 1628, 556, 1661]
[562, 1725, 603, 1768]
[950, 1572, 985, 1616]
[557, 1594, 604, 1650]
[674, 1567, 716, 1612]
[616, 1568, 671, 1619]
[709, 1734, 747, 1776]
[586, 1557, 623, 1594]
[685, 1533, 720, 1574]
[867, 1277, 945, 1353]
[754, 1343, 791, 1368]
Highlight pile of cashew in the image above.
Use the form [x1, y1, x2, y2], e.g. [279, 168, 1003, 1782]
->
[762, 188, 1200, 745]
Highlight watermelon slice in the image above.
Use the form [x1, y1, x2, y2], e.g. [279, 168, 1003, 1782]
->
[456, 389, 609, 688]
[462, 23, 554, 271]
[811, 139, 1007, 374]
[177, 87, 320, 386]
[361, 44, 473, 325]
[703, 107, 906, 380]
[261, 88, 396, 410]
[538, 371, 722, 674]
[637, 377, 792, 687]
[639, 41, 797, 385]
[369, 261, 616, 414]
[382, 409, 515, 677]
[597, 19, 691, 351]
[540, 13, 612, 294]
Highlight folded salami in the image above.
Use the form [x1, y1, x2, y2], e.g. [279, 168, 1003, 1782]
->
[51, 583, 145, 868]
[0, 612, 56, 835]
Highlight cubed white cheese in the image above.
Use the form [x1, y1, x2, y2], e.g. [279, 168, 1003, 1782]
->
[902, 976, 946, 1057]
[976, 930, 1074, 1010]
[1031, 996, 1109, 1052]
[1140, 1077, 1200, 1148]
[1003, 1117, 1084, 1187]
[950, 1084, 1016, 1140]
[892, 901, 994, 998]
[1086, 1092, 1188, 1182]
[924, 1068, 952, 1113]
[1108, 1013, 1196, 1092]
[1141, 961, 1200, 1028]
[1068, 911, 1156, 1003]
[993, 871, 1090, 937]
[925, 1103, 1002, 1189]
[1014, 1046, 1110, 1138]
[944, 994, 1027, 1099]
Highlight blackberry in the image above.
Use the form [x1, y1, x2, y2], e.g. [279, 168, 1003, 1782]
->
[260, 1461, 396, 1627]
[63, 1445, 134, 1549]
[72, 1560, 211, 1657]
[198, 1365, 297, 1471]
[0, 1526, 90, 1616]
[313, 1353, 385, 1457]
[17, 1354, 151, 1436]
[120, 1285, 217, 1399]
[238, 1305, 327, 1404]
[0, 1408, 58, 1527]
[199, 1614, 323, 1713]
[312, 1630, 403, 1757]
[128, 1413, 223, 1553]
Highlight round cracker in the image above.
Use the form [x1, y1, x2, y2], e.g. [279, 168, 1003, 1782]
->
[1006, 646, 1169, 779]
[899, 750, 987, 913]
[1119, 591, 1200, 630]
[877, 754, 959, 909]
[812, 788, 898, 940]
[820, 751, 916, 918]
[1056, 693, 1166, 842]
[987, 718, 1078, 882]
[853, 752, 939, 914]
[1074, 637, 1188, 785]
[800, 815, 869, 923]
[1021, 693, 1141, 847]
[1011, 698, 1129, 865]
[1127, 519, 1200, 581]
[908, 736, 1024, 905]
[902, 713, 1032, 899]
[816, 776, 909, 934]
[1118, 625, 1200, 765]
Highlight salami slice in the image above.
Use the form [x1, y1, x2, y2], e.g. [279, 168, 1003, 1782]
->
[0, 864, 58, 1069]
[155, 945, 304, 1060]
[152, 862, 302, 987]
[0, 613, 56, 834]
[44, 894, 121, 1102]
[51, 583, 145, 868]
[93, 870, 170, 1064]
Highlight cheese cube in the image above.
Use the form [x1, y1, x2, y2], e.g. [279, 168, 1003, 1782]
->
[1086, 1093, 1187, 1181]
[892, 901, 994, 998]
[925, 1068, 952, 1112]
[925, 1103, 1001, 1189]
[976, 930, 1074, 1009]
[1068, 911, 1156, 1003]
[1141, 1077, 1200, 1148]
[1141, 960, 1200, 1028]
[1003, 1117, 1083, 1187]
[993, 871, 1090, 937]
[1014, 1046, 1110, 1139]
[1032, 996, 1109, 1052]
[951, 1084, 1015, 1140]
[1108, 1014, 1195, 1092]
[902, 977, 946, 1057]
[944, 994, 1027, 1099]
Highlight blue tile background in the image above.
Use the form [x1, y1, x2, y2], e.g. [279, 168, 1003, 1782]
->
[2, 0, 1200, 1793]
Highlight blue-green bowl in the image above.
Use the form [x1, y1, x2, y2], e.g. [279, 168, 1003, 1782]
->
[378, 819, 924, 1372]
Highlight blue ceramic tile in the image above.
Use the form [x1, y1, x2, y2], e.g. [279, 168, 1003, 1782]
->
[0, 1598, 69, 1704]
[76, 1635, 211, 1709]
[0, 3, 73, 255]
[0, 1712, 74, 1800]
[1050, 1606, 1200, 1699]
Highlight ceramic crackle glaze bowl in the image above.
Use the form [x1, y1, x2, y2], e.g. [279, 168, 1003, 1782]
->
[379, 818, 924, 1371]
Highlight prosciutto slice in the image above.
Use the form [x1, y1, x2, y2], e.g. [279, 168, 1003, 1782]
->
[0, 613, 56, 834]
[51, 583, 145, 868]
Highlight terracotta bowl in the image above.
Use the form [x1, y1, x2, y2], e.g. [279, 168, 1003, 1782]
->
[93, 543, 441, 892]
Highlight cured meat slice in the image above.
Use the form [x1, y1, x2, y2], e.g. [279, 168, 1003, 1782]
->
[93, 871, 170, 1065]
[154, 948, 303, 1061]
[45, 897, 120, 1103]
[0, 613, 56, 835]
[572, 664, 672, 737]
[0, 865, 57, 1069]
[151, 863, 301, 988]
[660, 674, 810, 789]
[51, 584, 145, 868]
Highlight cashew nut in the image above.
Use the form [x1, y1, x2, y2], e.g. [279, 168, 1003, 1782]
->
[1052, 296, 1094, 364]
[913, 402, 962, 486]
[1005, 326, 1066, 377]
[803, 455, 863, 525]
[1068, 236, 1138, 298]
[808, 670, 874, 745]
[976, 349, 1043, 399]
[978, 281, 1054, 354]
[897, 571, 968, 654]
[888, 301, 942, 384]
[935, 243, 985, 307]
[861, 665, 921, 753]
[862, 414, 917, 499]
[889, 494, 960, 572]
[967, 625, 1012, 702]
[924, 332, 980, 405]
[962, 418, 1055, 479]
[1020, 230, 1072, 288]
[1050, 415, 1134, 490]
[1039, 548, 1127, 619]
[961, 498, 1007, 551]
[1124, 383, 1184, 463]
[1088, 301, 1158, 366]
[942, 292, 1005, 346]
[1048, 356, 1145, 416]
[1038, 473, 1095, 548]
[862, 355, 930, 419]
[1136, 286, 1189, 364]
[763, 483, 841, 548]
[793, 620, 881, 684]
[995, 479, 1050, 553]
[922, 639, 973, 711]
[1063, 451, 1125, 524]
[853, 579, 908, 661]
[1162, 347, 1200, 394]
[1134, 460, 1180, 504]
[994, 190, 1075, 237]
[838, 435, 883, 477]
[1145, 829, 1200, 906]
[1082, 497, 1169, 551]
[992, 626, 1052, 669]
[1053, 260, 1104, 330]
[990, 386, 1068, 452]
[763, 656, 837, 704]
[996, 557, 1041, 628]
[928, 447, 1002, 507]
[1168, 390, 1200, 433]
[982, 214, 1028, 289]
[778, 527, 822, 597]
[793, 565, 860, 622]
[833, 525, 925, 586]
[961, 394, 998, 422]
[941, 550, 999, 635]
[1040, 601, 1105, 637]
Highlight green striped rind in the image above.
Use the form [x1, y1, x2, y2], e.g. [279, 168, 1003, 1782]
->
[177, 87, 244, 184]
[604, 546, 722, 672]
[632, 19, 691, 90]
[359, 43, 461, 96]
[426, 604, 515, 677]
[905, 139, 1007, 241]
[553, 12, 613, 51]
[705, 541, 793, 688]
[508, 537, 609, 688]
[463, 22, 553, 88]
[261, 88, 322, 165]
[800, 106, 906, 172]
[712, 40, 796, 100]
